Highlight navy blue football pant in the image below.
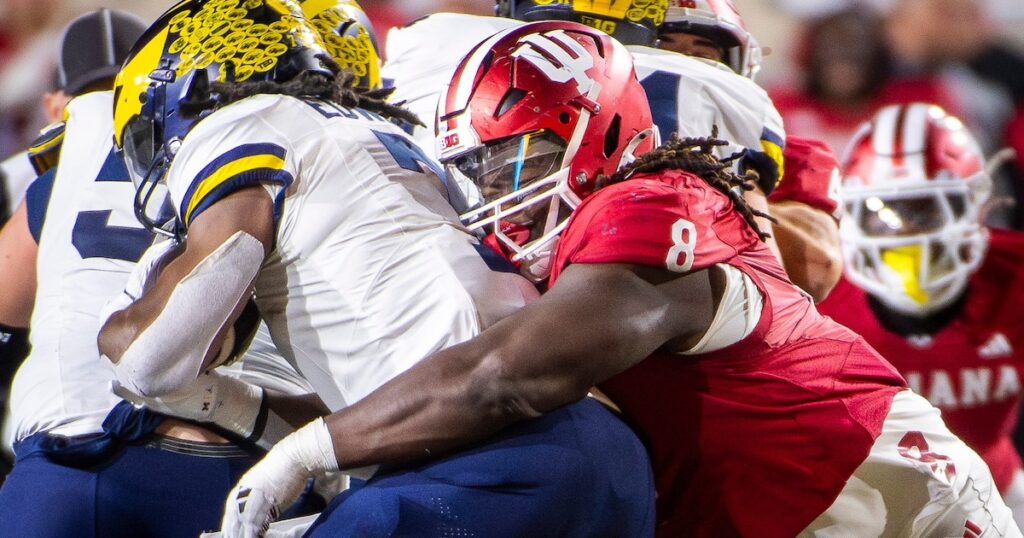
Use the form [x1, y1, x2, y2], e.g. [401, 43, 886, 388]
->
[0, 401, 262, 538]
[306, 398, 656, 537]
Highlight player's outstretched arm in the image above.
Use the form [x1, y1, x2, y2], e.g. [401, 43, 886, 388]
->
[325, 261, 714, 467]
[0, 200, 37, 329]
[769, 200, 841, 302]
[767, 136, 844, 302]
[221, 262, 716, 536]
[98, 186, 274, 397]
[0, 200, 37, 364]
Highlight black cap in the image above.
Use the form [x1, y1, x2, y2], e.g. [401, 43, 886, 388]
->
[57, 8, 147, 95]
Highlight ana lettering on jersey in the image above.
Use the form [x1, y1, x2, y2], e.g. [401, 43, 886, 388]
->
[904, 365, 1021, 409]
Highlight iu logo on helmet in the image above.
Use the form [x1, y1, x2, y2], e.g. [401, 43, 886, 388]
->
[511, 30, 597, 95]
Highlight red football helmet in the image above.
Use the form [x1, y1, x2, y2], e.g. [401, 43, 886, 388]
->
[839, 103, 992, 316]
[438, 20, 655, 281]
[661, 0, 761, 78]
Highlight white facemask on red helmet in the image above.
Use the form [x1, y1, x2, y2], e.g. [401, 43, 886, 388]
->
[662, 0, 761, 78]
[437, 21, 656, 281]
[839, 103, 992, 316]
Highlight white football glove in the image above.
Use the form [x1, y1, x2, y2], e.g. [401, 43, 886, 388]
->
[221, 418, 338, 538]
[112, 370, 263, 438]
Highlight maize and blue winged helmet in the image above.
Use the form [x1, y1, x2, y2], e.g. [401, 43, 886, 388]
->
[112, 0, 334, 237]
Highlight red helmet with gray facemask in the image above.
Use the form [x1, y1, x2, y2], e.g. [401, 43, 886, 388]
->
[437, 20, 656, 281]
[840, 103, 992, 316]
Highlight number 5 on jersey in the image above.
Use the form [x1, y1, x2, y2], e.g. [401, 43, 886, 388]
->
[667, 218, 697, 272]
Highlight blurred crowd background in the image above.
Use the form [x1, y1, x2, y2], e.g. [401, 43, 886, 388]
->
[3, 0, 1024, 221]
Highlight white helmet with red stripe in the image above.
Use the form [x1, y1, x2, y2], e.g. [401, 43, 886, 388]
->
[661, 0, 761, 78]
[839, 103, 992, 316]
[437, 20, 655, 281]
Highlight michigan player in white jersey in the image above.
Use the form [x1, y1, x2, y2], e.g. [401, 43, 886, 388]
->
[384, 7, 783, 184]
[99, 2, 653, 535]
[0, 87, 322, 537]
[383, 0, 842, 301]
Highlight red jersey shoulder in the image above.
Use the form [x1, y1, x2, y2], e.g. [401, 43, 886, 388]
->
[965, 229, 1024, 321]
[550, 169, 761, 282]
[770, 135, 841, 219]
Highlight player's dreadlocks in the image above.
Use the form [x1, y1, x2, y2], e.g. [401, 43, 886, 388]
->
[595, 131, 776, 241]
[179, 55, 423, 128]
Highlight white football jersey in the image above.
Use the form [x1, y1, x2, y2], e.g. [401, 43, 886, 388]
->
[7, 91, 155, 442]
[5, 92, 313, 447]
[628, 45, 785, 177]
[382, 13, 521, 152]
[382, 13, 785, 177]
[164, 94, 538, 410]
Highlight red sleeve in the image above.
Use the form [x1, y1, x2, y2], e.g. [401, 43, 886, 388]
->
[551, 172, 760, 281]
[769, 136, 841, 219]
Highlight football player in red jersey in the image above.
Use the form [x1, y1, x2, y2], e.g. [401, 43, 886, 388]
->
[497, 0, 845, 301]
[818, 102, 1024, 527]
[221, 22, 1020, 537]
[656, 0, 846, 302]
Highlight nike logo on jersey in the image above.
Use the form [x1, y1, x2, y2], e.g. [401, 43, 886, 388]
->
[904, 365, 1020, 409]
[978, 332, 1013, 359]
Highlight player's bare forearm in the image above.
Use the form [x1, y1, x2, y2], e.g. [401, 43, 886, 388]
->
[769, 200, 842, 302]
[99, 186, 274, 364]
[0, 201, 38, 328]
[323, 263, 710, 470]
[265, 390, 331, 428]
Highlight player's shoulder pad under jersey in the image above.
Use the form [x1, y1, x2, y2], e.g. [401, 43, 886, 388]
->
[628, 45, 785, 182]
[556, 171, 755, 275]
[27, 122, 66, 176]
[169, 94, 300, 228]
[966, 228, 1024, 323]
[35, 91, 117, 175]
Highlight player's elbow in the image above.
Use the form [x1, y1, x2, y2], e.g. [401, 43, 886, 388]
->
[98, 310, 135, 364]
[111, 337, 204, 398]
[113, 353, 189, 398]
[805, 254, 842, 303]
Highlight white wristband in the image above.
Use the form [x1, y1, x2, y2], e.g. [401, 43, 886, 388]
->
[285, 418, 339, 475]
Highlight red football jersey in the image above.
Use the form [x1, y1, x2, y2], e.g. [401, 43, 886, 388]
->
[549, 169, 907, 538]
[769, 135, 841, 219]
[819, 228, 1024, 492]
